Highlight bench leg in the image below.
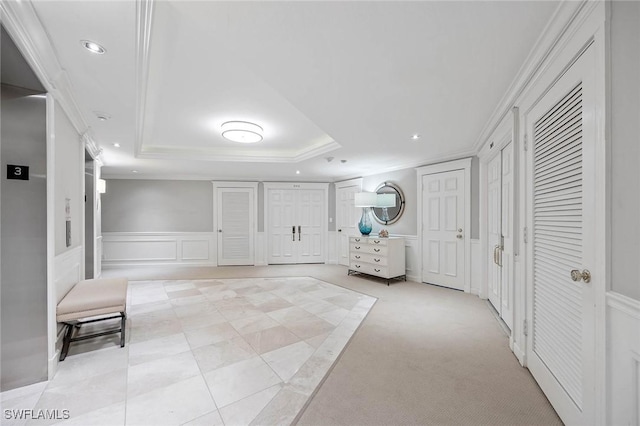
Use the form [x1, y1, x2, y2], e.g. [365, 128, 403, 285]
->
[60, 323, 75, 361]
[120, 312, 126, 348]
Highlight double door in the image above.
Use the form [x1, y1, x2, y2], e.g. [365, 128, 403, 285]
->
[487, 143, 514, 330]
[267, 187, 326, 264]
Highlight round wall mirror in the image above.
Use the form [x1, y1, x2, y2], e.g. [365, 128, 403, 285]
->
[372, 182, 405, 225]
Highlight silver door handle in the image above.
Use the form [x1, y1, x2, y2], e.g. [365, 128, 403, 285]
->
[570, 269, 591, 283]
[292, 226, 295, 241]
[298, 226, 301, 241]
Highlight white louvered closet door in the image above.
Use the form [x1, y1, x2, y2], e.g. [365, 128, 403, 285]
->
[525, 46, 596, 425]
[217, 188, 255, 266]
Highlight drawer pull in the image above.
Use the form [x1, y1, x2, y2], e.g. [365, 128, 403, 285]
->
[374, 248, 380, 252]
[355, 264, 361, 268]
[374, 240, 380, 244]
[374, 258, 380, 262]
[354, 238, 361, 242]
[375, 269, 381, 272]
[355, 255, 361, 259]
[355, 246, 361, 250]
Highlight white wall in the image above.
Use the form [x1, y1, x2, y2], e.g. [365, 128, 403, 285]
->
[361, 167, 417, 236]
[610, 0, 640, 301]
[54, 101, 82, 257]
[102, 179, 213, 232]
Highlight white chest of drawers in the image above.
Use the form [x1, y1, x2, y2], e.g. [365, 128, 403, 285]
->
[348, 236, 406, 285]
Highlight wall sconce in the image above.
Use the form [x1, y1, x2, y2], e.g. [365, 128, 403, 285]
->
[354, 192, 377, 235]
[97, 178, 106, 194]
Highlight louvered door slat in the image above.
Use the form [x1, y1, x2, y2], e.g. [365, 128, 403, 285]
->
[532, 82, 583, 409]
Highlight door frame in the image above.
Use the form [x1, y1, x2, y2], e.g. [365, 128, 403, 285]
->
[335, 178, 363, 266]
[517, 3, 607, 423]
[416, 158, 472, 293]
[263, 182, 329, 264]
[212, 181, 258, 266]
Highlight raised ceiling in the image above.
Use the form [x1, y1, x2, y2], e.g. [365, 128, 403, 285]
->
[24, 1, 559, 181]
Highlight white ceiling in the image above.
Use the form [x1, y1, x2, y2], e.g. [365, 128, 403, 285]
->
[29, 0, 559, 181]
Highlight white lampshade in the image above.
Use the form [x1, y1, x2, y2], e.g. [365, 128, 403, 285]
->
[354, 192, 377, 207]
[97, 178, 106, 194]
[376, 193, 396, 208]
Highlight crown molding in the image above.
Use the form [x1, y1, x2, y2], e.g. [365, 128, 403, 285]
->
[136, 139, 341, 163]
[82, 131, 103, 166]
[472, 0, 589, 154]
[134, 0, 154, 158]
[333, 147, 478, 183]
[0, 0, 89, 137]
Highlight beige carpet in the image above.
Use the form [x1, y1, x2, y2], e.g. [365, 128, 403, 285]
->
[102, 264, 562, 426]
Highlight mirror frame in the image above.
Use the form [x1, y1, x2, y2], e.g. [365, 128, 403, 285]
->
[372, 181, 405, 225]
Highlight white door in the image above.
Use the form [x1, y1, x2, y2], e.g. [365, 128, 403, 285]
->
[487, 152, 503, 311]
[422, 170, 465, 290]
[525, 46, 596, 425]
[267, 188, 326, 264]
[297, 190, 324, 263]
[499, 142, 514, 330]
[336, 184, 361, 266]
[268, 189, 296, 264]
[217, 187, 254, 266]
[487, 142, 515, 330]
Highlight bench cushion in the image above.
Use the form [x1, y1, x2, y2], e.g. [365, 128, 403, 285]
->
[57, 278, 128, 323]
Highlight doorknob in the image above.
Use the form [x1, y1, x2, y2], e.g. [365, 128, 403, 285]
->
[338, 229, 342, 232]
[456, 234, 463, 239]
[570, 269, 591, 283]
[458, 228, 463, 233]
[218, 229, 222, 233]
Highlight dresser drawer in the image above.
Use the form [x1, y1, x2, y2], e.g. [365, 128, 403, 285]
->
[350, 243, 388, 256]
[349, 262, 389, 278]
[350, 252, 388, 266]
[349, 236, 389, 246]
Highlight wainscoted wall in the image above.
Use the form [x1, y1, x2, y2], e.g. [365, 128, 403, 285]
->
[470, 239, 481, 295]
[49, 246, 83, 377]
[606, 292, 640, 425]
[255, 232, 266, 266]
[102, 232, 216, 267]
[400, 235, 419, 282]
[327, 231, 338, 265]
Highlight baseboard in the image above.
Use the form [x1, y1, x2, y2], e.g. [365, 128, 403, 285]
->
[511, 340, 526, 367]
[406, 273, 420, 283]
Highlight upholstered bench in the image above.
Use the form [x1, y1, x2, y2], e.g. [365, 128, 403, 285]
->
[56, 277, 128, 361]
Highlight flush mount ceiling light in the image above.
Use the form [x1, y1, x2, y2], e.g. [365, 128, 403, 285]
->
[221, 121, 263, 143]
[81, 40, 106, 55]
[411, 134, 421, 140]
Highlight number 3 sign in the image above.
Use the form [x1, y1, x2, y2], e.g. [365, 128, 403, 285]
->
[7, 165, 29, 180]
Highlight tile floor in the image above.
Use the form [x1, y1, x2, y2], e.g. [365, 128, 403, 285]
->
[1, 277, 376, 426]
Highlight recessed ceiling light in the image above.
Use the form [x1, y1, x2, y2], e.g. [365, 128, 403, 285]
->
[113, 143, 121, 148]
[411, 134, 421, 140]
[296, 170, 300, 175]
[221, 121, 263, 143]
[131, 170, 138, 173]
[81, 40, 106, 54]
[94, 111, 111, 121]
